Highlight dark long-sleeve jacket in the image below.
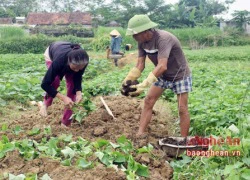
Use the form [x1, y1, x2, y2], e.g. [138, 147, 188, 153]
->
[41, 42, 87, 98]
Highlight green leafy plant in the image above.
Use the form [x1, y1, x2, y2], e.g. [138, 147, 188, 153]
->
[27, 127, 40, 136]
[15, 139, 39, 160]
[71, 92, 96, 123]
[7, 173, 52, 180]
[13, 125, 23, 135]
[0, 135, 15, 159]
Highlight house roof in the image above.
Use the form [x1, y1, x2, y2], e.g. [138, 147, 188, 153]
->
[0, 18, 13, 24]
[107, 20, 120, 27]
[26, 12, 92, 25]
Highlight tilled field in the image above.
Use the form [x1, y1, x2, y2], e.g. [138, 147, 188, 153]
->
[0, 96, 174, 179]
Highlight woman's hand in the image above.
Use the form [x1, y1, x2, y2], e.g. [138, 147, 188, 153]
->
[75, 91, 82, 104]
[56, 92, 75, 109]
[63, 96, 74, 109]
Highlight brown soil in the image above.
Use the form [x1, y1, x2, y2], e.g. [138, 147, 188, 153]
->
[162, 137, 187, 146]
[0, 95, 174, 179]
[0, 151, 125, 180]
[117, 52, 140, 67]
[118, 51, 153, 68]
[121, 80, 139, 96]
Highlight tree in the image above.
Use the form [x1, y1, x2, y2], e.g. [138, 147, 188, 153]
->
[174, 0, 235, 27]
[38, 0, 87, 13]
[88, 0, 171, 28]
[0, 0, 39, 17]
[9, 0, 38, 16]
[165, 4, 196, 28]
[0, 7, 15, 18]
[232, 10, 250, 32]
[109, 0, 146, 27]
[144, 0, 171, 28]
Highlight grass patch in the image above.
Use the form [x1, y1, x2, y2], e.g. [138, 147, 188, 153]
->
[0, 26, 27, 40]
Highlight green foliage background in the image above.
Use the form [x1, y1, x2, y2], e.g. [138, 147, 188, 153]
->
[1, 26, 250, 54]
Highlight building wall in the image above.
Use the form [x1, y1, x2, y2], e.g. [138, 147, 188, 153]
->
[220, 21, 250, 35]
[0, 18, 13, 24]
[245, 24, 250, 34]
[16, 17, 26, 24]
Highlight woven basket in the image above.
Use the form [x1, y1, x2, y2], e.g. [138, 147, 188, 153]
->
[158, 136, 208, 157]
[109, 54, 123, 59]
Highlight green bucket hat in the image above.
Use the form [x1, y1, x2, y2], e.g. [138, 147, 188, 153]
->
[126, 14, 158, 36]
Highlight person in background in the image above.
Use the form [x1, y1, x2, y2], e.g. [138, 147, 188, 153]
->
[39, 41, 89, 127]
[107, 29, 124, 66]
[122, 14, 192, 137]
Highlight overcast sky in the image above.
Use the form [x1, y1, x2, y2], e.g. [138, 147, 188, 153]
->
[165, 0, 250, 20]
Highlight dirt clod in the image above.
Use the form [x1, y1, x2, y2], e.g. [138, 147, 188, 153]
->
[92, 126, 107, 136]
[162, 137, 187, 145]
[121, 80, 139, 96]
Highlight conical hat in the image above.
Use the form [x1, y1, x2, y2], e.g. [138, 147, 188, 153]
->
[110, 29, 121, 37]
